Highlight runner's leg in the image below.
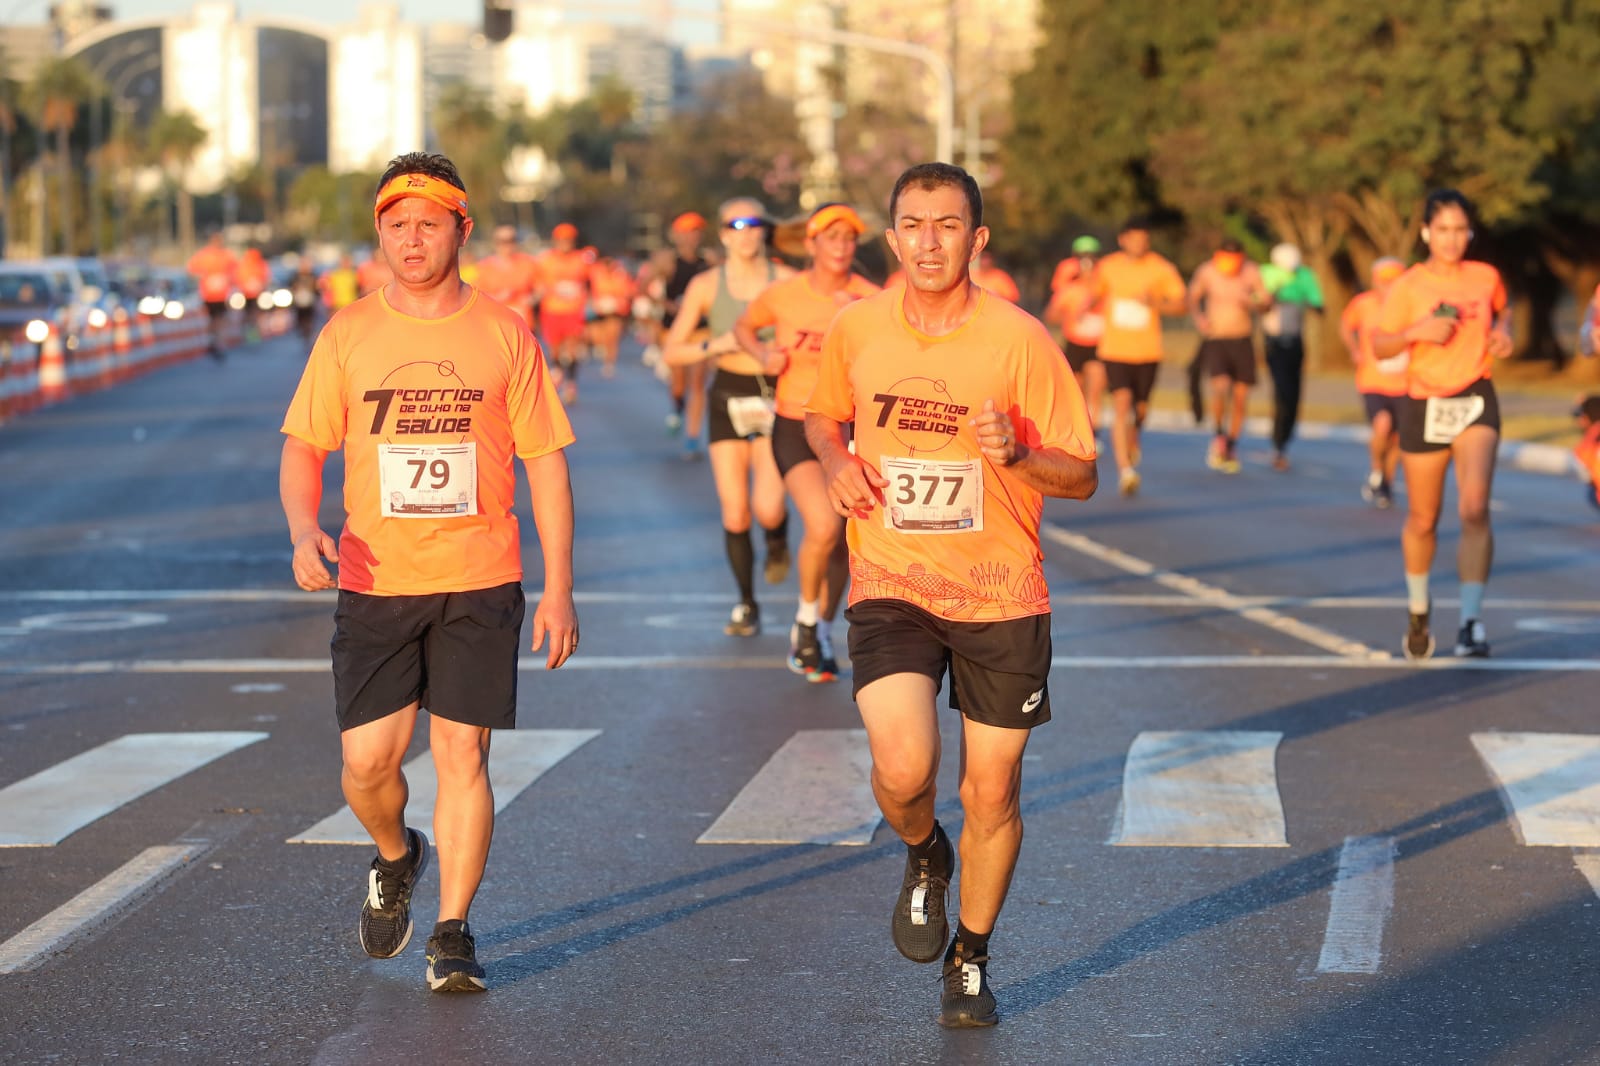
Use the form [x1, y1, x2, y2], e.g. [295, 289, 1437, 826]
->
[340, 702, 419, 862]
[858, 673, 942, 844]
[953, 717, 1031, 934]
[429, 717, 493, 921]
[1451, 424, 1498, 585]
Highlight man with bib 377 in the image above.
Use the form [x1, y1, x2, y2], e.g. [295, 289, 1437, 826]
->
[806, 162, 1097, 1029]
[279, 152, 578, 994]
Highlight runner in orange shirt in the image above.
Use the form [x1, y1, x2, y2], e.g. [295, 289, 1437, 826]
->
[475, 225, 539, 327]
[1340, 257, 1408, 508]
[535, 222, 594, 405]
[356, 250, 393, 297]
[1373, 189, 1513, 660]
[186, 232, 237, 359]
[1044, 235, 1106, 434]
[972, 251, 1020, 303]
[234, 246, 272, 342]
[735, 203, 879, 681]
[663, 198, 796, 635]
[806, 163, 1097, 1029]
[1091, 216, 1188, 496]
[279, 151, 577, 993]
[1574, 395, 1600, 512]
[588, 252, 637, 378]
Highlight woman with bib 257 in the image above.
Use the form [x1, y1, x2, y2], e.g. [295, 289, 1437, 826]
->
[1373, 189, 1513, 661]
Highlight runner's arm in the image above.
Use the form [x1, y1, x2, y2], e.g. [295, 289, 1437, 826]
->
[1488, 304, 1515, 360]
[1373, 315, 1455, 359]
[971, 399, 1097, 500]
[1187, 269, 1210, 335]
[806, 412, 888, 519]
[279, 436, 338, 591]
[661, 274, 725, 366]
[522, 448, 578, 669]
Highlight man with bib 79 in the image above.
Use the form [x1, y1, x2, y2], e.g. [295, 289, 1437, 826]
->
[805, 162, 1098, 1029]
[279, 152, 577, 994]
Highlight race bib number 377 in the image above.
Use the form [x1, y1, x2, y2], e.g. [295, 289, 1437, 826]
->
[881, 456, 983, 534]
[378, 443, 478, 518]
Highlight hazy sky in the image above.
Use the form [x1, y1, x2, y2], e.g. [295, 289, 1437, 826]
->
[18, 1, 723, 44]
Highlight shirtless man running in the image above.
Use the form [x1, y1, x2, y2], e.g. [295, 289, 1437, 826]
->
[1188, 238, 1270, 473]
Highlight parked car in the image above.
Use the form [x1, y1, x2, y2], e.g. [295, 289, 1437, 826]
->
[0, 264, 73, 361]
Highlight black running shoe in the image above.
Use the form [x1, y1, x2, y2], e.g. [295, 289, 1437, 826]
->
[425, 920, 487, 993]
[1403, 607, 1434, 661]
[359, 827, 429, 959]
[724, 601, 759, 637]
[1453, 619, 1490, 658]
[891, 825, 952, 963]
[939, 940, 998, 1029]
[788, 621, 821, 675]
[764, 542, 790, 585]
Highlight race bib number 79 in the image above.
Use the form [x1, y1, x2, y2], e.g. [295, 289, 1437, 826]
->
[377, 443, 478, 518]
[881, 456, 983, 534]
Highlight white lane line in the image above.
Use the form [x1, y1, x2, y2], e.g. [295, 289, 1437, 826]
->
[288, 729, 600, 844]
[1471, 732, 1600, 847]
[0, 843, 206, 974]
[1111, 731, 1288, 847]
[1041, 523, 1387, 660]
[4, 654, 1598, 675]
[1316, 835, 1396, 974]
[697, 730, 879, 845]
[0, 733, 269, 847]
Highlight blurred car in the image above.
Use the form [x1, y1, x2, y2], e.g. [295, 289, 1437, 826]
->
[0, 264, 73, 362]
[35, 256, 125, 334]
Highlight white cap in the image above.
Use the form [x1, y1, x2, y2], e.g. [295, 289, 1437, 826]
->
[1270, 243, 1301, 273]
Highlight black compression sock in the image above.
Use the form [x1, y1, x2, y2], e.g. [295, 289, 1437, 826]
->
[764, 514, 789, 549]
[948, 921, 990, 962]
[724, 528, 755, 604]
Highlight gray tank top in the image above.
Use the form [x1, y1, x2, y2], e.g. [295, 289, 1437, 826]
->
[708, 261, 776, 335]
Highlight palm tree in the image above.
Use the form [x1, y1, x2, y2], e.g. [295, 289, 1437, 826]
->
[26, 57, 100, 254]
[146, 108, 208, 253]
[0, 67, 19, 256]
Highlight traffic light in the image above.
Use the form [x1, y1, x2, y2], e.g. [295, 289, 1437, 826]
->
[484, 2, 513, 43]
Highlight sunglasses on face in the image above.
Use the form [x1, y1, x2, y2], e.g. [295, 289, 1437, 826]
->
[723, 217, 767, 231]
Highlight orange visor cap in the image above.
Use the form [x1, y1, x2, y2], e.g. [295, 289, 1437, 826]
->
[373, 173, 468, 224]
[806, 204, 867, 239]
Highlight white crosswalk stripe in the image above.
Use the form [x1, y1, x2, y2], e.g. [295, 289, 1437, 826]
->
[286, 729, 602, 845]
[1110, 730, 1288, 847]
[697, 729, 878, 845]
[1470, 732, 1600, 847]
[0, 732, 269, 847]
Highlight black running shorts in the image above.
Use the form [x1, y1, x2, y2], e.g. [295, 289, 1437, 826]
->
[771, 414, 818, 478]
[1102, 359, 1159, 405]
[1398, 378, 1500, 454]
[1064, 342, 1100, 373]
[845, 597, 1052, 730]
[331, 582, 526, 732]
[1362, 391, 1404, 425]
[1198, 337, 1257, 386]
[707, 369, 775, 443]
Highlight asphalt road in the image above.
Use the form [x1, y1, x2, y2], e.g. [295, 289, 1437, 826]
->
[1, 327, 1598, 1066]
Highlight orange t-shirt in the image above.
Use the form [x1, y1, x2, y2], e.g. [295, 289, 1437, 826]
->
[475, 252, 540, 326]
[974, 266, 1020, 304]
[742, 273, 880, 420]
[235, 251, 271, 298]
[807, 288, 1096, 622]
[1342, 289, 1407, 397]
[1046, 271, 1104, 348]
[589, 262, 637, 315]
[1091, 251, 1185, 363]
[536, 250, 593, 317]
[1576, 423, 1600, 507]
[280, 288, 574, 597]
[188, 246, 237, 303]
[357, 257, 392, 296]
[1377, 261, 1507, 399]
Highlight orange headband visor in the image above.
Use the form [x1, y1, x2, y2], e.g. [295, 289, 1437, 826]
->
[1372, 259, 1406, 285]
[1212, 250, 1244, 276]
[806, 204, 866, 239]
[373, 173, 469, 224]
